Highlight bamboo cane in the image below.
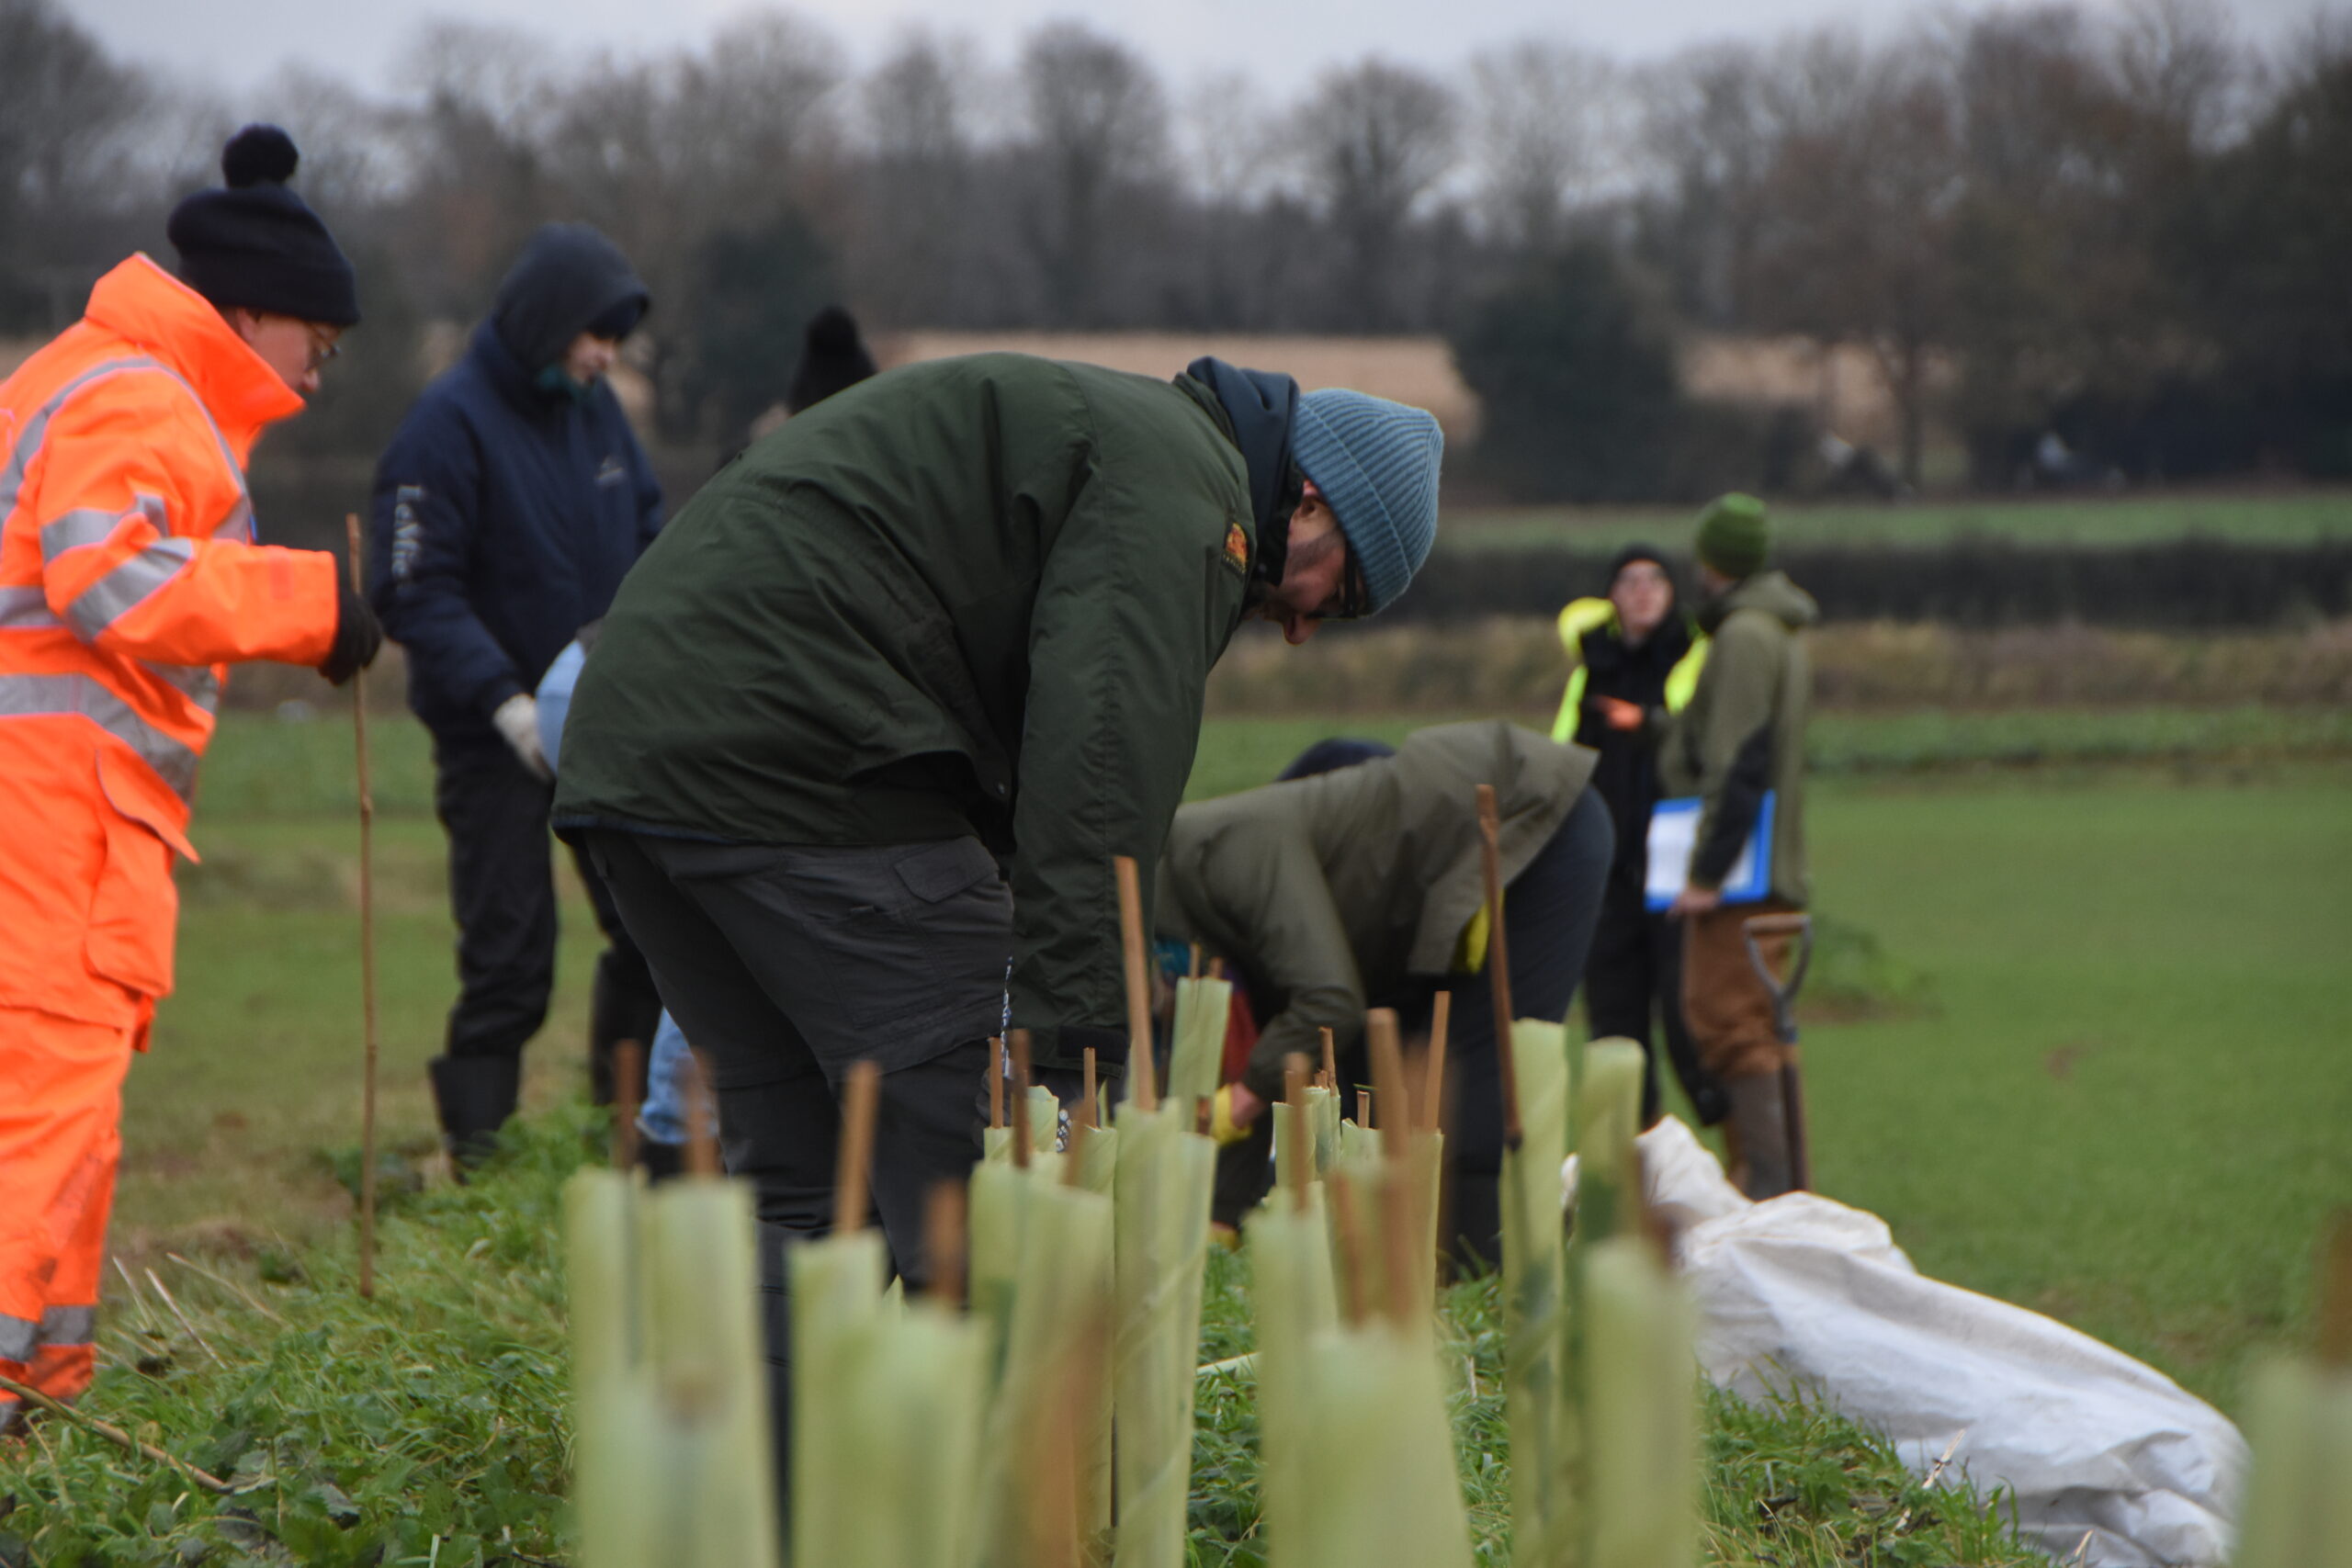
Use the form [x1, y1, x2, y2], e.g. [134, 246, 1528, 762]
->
[612, 1039, 643, 1173]
[1321, 1025, 1339, 1091]
[835, 1059, 880, 1233]
[1010, 1028, 1035, 1169]
[989, 1033, 1005, 1131]
[1421, 991, 1451, 1134]
[1115, 854, 1159, 1111]
[345, 514, 380, 1299]
[1281, 1055, 1314, 1206]
[1476, 784, 1522, 1153]
[681, 1050, 721, 1178]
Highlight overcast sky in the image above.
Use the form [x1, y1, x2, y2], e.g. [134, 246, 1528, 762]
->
[71, 0, 2333, 97]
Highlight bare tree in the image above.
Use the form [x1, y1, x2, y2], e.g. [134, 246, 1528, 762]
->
[1747, 37, 1963, 488]
[1017, 20, 1169, 326]
[244, 65, 414, 220]
[0, 0, 150, 325]
[1635, 43, 1773, 325]
[1467, 39, 1619, 254]
[1295, 58, 1459, 329]
[857, 28, 978, 324]
[394, 21, 560, 314]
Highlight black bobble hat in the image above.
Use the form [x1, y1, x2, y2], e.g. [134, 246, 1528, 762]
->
[167, 125, 361, 327]
[785, 306, 878, 414]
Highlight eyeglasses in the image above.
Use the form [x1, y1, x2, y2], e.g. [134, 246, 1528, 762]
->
[302, 322, 344, 371]
[257, 314, 342, 371]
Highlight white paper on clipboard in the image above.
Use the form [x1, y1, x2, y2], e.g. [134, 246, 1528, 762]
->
[1645, 793, 1774, 910]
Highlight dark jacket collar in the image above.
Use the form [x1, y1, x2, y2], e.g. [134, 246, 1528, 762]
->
[1182, 356, 1302, 586]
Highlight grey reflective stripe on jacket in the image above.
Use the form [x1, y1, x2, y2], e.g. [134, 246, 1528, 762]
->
[0, 356, 169, 523]
[5, 355, 255, 618]
[0, 671, 201, 798]
[61, 535, 198, 640]
[40, 1304, 95, 1346]
[0, 1311, 34, 1362]
[0, 584, 59, 631]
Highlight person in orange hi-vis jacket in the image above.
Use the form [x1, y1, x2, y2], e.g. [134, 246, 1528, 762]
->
[0, 124, 382, 1432]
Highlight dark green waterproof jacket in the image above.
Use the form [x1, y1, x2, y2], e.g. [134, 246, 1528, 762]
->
[1154, 721, 1598, 1101]
[1660, 570, 1817, 906]
[553, 355, 1258, 1055]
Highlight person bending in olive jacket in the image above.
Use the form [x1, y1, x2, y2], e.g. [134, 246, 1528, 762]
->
[552, 353, 1444, 1517]
[1156, 720, 1611, 1267]
[368, 223, 665, 1166]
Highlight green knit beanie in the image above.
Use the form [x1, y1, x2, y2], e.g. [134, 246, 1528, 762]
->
[1695, 491, 1770, 579]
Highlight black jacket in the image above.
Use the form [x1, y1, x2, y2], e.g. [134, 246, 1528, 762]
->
[369, 225, 661, 745]
[1572, 613, 1697, 876]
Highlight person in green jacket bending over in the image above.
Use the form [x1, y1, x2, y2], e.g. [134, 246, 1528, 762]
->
[1156, 719, 1611, 1267]
[1659, 493, 1818, 1199]
[552, 352, 1442, 1511]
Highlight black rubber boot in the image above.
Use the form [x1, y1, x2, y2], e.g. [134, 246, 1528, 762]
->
[429, 1054, 521, 1176]
[1726, 1071, 1794, 1201]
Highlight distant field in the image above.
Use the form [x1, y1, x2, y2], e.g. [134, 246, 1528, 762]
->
[198, 705, 2352, 824]
[1443, 490, 2352, 550]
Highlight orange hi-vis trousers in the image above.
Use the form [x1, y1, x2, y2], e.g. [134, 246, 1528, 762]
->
[0, 1006, 131, 1427]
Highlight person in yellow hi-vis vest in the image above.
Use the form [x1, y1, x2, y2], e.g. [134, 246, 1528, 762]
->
[1550, 544, 1720, 1128]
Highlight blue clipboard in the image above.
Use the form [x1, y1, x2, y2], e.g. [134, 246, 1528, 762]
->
[1645, 792, 1775, 910]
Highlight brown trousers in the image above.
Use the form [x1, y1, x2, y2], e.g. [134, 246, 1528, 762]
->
[1680, 900, 1802, 1080]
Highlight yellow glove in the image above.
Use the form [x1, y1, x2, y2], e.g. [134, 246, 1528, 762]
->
[1209, 1084, 1252, 1146]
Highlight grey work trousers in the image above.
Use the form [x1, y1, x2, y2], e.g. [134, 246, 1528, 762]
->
[581, 829, 1010, 1530]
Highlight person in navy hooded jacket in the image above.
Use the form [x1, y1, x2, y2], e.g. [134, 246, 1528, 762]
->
[369, 222, 664, 1168]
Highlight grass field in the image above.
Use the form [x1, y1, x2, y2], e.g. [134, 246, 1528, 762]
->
[128, 713, 2349, 1409]
[1442, 490, 2352, 551]
[13, 709, 2343, 1561]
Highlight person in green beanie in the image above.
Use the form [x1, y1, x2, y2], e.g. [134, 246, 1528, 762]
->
[552, 352, 1442, 1530]
[1659, 491, 1818, 1198]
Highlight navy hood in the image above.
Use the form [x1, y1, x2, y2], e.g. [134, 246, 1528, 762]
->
[490, 223, 650, 376]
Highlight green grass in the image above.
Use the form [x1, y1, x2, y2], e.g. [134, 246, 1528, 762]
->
[1801, 766, 2351, 1406]
[1, 1115, 2042, 1568]
[1442, 490, 2352, 551]
[15, 709, 2341, 1560]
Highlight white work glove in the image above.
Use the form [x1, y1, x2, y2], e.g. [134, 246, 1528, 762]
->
[492, 693, 553, 783]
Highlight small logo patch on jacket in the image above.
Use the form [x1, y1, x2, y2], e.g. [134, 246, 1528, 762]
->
[1223, 522, 1250, 575]
[594, 456, 628, 488]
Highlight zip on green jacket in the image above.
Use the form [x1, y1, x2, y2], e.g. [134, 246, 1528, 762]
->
[554, 354, 1257, 1060]
[1154, 721, 1598, 1102]
[1659, 570, 1817, 905]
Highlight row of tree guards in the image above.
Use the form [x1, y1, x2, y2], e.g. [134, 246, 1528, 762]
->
[556, 798, 2352, 1568]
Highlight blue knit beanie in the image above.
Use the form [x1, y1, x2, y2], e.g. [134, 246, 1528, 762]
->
[1292, 389, 1443, 615]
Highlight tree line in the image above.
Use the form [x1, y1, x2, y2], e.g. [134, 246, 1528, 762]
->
[2, 0, 2346, 494]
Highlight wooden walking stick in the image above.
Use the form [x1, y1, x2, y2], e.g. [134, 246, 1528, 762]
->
[345, 514, 380, 1299]
[1476, 785, 1523, 1153]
